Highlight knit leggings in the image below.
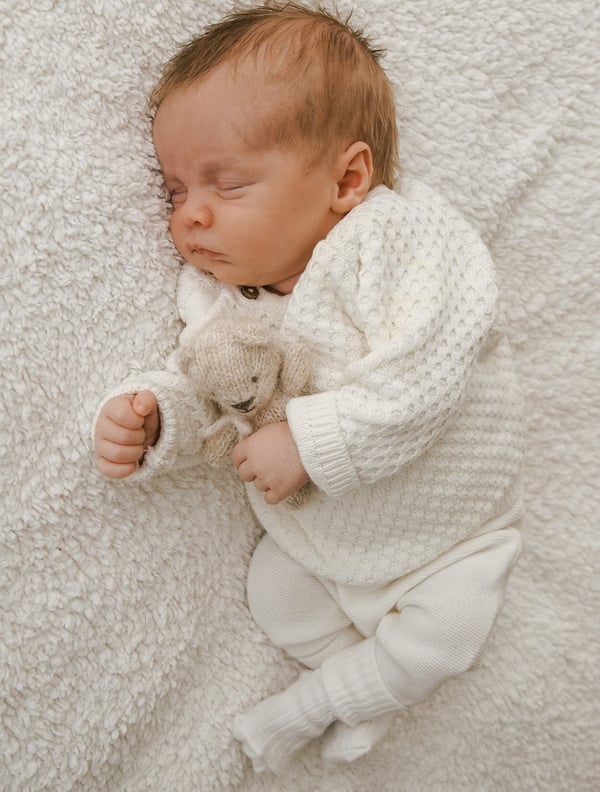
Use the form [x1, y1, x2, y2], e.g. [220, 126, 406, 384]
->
[247, 526, 521, 716]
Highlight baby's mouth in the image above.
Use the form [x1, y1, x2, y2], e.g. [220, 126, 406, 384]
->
[194, 247, 225, 261]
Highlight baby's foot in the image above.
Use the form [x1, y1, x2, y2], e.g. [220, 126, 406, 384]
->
[233, 669, 334, 775]
[321, 714, 394, 766]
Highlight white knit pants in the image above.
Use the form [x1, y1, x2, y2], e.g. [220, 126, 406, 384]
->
[247, 527, 521, 712]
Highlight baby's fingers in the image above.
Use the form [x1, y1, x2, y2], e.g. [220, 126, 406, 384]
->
[95, 456, 140, 480]
[132, 390, 158, 418]
[231, 438, 248, 469]
[100, 419, 146, 447]
[104, 394, 146, 429]
[95, 436, 145, 464]
[95, 436, 145, 478]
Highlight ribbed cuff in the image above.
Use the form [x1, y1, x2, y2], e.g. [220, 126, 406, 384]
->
[286, 391, 358, 497]
[91, 375, 182, 482]
[321, 638, 401, 726]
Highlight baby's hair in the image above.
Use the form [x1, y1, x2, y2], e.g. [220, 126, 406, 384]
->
[149, 1, 399, 187]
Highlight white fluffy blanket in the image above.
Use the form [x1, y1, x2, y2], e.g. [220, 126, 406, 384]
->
[1, 1, 598, 789]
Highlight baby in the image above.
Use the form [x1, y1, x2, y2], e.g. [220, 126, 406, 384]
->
[94, 1, 524, 775]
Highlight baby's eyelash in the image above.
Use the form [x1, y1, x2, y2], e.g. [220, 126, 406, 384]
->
[168, 186, 188, 206]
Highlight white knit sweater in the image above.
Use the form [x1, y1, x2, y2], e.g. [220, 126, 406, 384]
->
[102, 180, 523, 586]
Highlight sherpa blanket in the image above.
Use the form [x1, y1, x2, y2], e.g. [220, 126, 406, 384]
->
[1, 1, 598, 790]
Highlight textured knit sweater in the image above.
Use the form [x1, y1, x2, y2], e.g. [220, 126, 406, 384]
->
[101, 180, 523, 586]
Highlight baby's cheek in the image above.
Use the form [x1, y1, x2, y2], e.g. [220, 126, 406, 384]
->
[168, 217, 185, 255]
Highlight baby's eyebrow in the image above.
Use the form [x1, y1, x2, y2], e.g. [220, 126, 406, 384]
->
[203, 157, 249, 175]
[161, 157, 253, 186]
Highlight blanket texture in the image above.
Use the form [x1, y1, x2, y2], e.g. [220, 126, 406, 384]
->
[1, 1, 598, 790]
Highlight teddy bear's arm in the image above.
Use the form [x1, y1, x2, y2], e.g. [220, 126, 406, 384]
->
[202, 420, 240, 466]
[279, 341, 312, 395]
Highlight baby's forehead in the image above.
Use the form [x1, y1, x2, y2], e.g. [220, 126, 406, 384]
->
[155, 48, 325, 164]
[205, 61, 308, 150]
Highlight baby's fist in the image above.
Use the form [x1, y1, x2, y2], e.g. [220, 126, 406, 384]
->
[94, 391, 160, 479]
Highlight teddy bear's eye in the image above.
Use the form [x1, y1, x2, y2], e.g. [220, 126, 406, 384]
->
[251, 376, 258, 383]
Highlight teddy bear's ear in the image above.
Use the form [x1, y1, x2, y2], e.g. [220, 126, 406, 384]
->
[230, 319, 275, 348]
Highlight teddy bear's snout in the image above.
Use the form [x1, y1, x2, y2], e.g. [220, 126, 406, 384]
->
[231, 396, 255, 413]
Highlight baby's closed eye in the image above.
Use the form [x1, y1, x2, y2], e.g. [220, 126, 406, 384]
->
[216, 181, 252, 197]
[168, 186, 188, 205]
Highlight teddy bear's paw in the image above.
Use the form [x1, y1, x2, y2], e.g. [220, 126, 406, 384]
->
[202, 423, 238, 465]
[283, 482, 311, 509]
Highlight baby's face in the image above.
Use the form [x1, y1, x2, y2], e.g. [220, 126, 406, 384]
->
[153, 63, 342, 294]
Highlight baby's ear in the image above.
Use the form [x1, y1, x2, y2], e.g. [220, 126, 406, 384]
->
[332, 141, 373, 214]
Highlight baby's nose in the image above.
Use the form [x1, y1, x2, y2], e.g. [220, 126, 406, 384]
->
[182, 189, 213, 227]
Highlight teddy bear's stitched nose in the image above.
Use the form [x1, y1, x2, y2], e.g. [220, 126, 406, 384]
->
[231, 396, 255, 413]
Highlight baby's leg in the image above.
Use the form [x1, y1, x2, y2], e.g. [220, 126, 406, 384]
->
[322, 528, 521, 765]
[246, 534, 363, 668]
[372, 528, 521, 708]
[242, 535, 399, 768]
[235, 534, 364, 773]
[236, 529, 520, 773]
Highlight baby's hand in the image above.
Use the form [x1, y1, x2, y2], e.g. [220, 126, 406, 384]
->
[94, 391, 160, 479]
[231, 422, 309, 505]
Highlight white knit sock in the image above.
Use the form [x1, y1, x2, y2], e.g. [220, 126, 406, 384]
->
[321, 714, 394, 766]
[233, 669, 334, 775]
[234, 638, 402, 774]
[320, 637, 401, 726]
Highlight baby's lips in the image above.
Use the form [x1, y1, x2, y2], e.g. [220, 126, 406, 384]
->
[191, 246, 226, 261]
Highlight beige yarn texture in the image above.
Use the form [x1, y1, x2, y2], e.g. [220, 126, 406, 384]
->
[178, 317, 313, 505]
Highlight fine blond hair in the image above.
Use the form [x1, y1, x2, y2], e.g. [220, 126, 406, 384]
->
[149, 2, 399, 187]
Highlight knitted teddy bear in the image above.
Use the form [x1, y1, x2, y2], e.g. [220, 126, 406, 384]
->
[177, 316, 313, 507]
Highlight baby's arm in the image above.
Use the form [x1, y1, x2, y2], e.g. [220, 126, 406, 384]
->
[92, 364, 218, 480]
[287, 184, 499, 497]
[93, 266, 225, 480]
[94, 391, 159, 479]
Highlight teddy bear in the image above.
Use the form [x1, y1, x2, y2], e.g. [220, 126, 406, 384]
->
[177, 316, 313, 507]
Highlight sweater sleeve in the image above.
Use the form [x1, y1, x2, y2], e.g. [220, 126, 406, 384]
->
[287, 184, 498, 497]
[92, 267, 221, 481]
[92, 351, 217, 481]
